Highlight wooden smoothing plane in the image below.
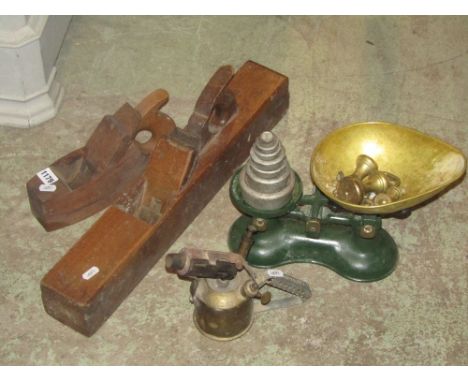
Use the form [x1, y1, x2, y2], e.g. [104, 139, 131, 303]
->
[37, 61, 289, 336]
[27, 89, 174, 231]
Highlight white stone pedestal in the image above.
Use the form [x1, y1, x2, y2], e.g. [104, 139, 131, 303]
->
[0, 16, 71, 128]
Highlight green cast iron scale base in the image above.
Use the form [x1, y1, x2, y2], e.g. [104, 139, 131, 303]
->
[228, 169, 398, 282]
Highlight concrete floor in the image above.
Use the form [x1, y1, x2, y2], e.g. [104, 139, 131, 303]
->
[0, 16, 467, 365]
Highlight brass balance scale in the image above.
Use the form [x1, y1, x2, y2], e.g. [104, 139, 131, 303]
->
[167, 121, 466, 341]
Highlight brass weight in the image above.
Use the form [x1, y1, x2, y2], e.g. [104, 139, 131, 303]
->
[335, 154, 378, 204]
[374, 185, 403, 206]
[335, 154, 402, 207]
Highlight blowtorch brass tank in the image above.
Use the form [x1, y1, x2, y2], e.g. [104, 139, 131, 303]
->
[191, 272, 253, 341]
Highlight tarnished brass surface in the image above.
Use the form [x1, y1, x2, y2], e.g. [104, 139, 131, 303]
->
[311, 122, 467, 214]
[335, 174, 365, 204]
[191, 273, 254, 341]
[362, 172, 392, 194]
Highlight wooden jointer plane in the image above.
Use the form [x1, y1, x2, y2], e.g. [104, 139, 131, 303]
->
[29, 61, 289, 336]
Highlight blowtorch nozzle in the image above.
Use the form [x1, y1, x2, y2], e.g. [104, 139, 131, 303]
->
[165, 252, 187, 274]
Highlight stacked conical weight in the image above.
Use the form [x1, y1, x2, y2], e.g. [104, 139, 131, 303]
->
[239, 131, 295, 211]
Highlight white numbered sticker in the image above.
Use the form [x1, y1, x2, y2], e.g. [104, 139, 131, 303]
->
[37, 167, 59, 185]
[267, 269, 284, 278]
[39, 184, 57, 192]
[82, 266, 100, 280]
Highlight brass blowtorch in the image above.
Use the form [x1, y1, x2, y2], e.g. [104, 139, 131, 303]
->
[165, 241, 311, 341]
